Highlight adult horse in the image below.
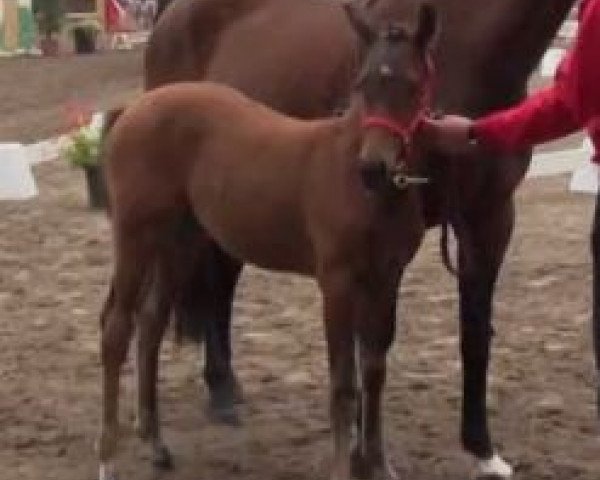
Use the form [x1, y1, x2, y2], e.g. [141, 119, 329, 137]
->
[143, 0, 581, 477]
[99, 6, 438, 480]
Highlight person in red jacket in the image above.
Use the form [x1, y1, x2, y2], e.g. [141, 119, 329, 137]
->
[424, 0, 599, 157]
[424, 0, 600, 413]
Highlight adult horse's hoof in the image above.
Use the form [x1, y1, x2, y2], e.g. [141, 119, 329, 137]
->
[152, 444, 173, 470]
[372, 460, 399, 480]
[474, 453, 513, 479]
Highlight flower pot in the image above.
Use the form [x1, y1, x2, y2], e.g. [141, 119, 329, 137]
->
[72, 27, 97, 54]
[83, 164, 107, 210]
[40, 37, 59, 56]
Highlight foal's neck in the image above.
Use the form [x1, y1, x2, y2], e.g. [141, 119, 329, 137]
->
[336, 96, 365, 133]
[321, 97, 366, 155]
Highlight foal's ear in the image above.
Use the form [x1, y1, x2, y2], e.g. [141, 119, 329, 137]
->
[414, 3, 439, 51]
[343, 1, 377, 46]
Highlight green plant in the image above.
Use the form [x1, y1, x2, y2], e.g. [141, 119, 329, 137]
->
[62, 126, 101, 168]
[33, 0, 64, 39]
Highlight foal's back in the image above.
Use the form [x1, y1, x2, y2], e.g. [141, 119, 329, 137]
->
[106, 81, 341, 193]
[105, 82, 354, 272]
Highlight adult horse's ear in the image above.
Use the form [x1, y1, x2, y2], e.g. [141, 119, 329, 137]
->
[415, 3, 439, 51]
[343, 1, 377, 45]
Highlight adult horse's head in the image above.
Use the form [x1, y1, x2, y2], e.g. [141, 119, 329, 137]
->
[345, 2, 438, 191]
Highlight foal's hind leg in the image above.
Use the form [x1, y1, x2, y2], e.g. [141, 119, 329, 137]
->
[99, 236, 152, 480]
[136, 266, 174, 470]
[135, 222, 214, 468]
[458, 200, 514, 479]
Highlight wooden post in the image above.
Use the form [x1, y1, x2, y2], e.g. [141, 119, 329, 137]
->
[96, 0, 105, 31]
[4, 0, 18, 51]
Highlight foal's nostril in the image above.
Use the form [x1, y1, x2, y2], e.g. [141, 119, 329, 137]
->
[359, 158, 387, 190]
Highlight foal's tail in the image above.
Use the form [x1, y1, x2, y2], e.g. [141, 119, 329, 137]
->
[99, 107, 125, 215]
[440, 219, 476, 278]
[102, 107, 124, 138]
[440, 223, 457, 276]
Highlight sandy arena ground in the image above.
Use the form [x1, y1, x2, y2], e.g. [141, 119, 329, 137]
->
[1, 51, 599, 480]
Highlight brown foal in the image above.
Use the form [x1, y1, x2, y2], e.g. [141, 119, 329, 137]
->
[98, 5, 438, 480]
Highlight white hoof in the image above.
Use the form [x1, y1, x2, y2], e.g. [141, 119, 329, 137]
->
[475, 453, 513, 479]
[99, 462, 118, 480]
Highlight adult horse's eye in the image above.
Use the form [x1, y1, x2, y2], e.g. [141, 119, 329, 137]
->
[401, 78, 419, 97]
[378, 64, 394, 79]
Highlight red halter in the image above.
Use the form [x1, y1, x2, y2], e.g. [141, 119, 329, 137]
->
[361, 55, 435, 157]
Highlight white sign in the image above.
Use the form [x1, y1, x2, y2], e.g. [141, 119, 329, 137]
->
[0, 143, 38, 200]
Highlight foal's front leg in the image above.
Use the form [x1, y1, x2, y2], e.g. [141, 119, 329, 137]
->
[354, 274, 401, 480]
[321, 271, 360, 480]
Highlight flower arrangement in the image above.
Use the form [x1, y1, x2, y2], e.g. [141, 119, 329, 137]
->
[61, 102, 101, 168]
[60, 101, 107, 209]
[62, 125, 101, 168]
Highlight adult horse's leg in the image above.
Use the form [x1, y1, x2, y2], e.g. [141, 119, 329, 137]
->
[176, 243, 243, 424]
[590, 190, 600, 415]
[458, 199, 515, 479]
[99, 235, 152, 480]
[320, 269, 359, 480]
[353, 273, 401, 480]
[203, 246, 243, 418]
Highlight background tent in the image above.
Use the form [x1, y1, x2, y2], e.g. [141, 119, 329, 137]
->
[0, 0, 35, 54]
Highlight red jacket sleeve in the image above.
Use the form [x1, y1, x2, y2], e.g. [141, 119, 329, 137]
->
[473, 0, 600, 154]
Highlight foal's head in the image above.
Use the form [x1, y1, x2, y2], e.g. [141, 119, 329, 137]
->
[345, 2, 438, 190]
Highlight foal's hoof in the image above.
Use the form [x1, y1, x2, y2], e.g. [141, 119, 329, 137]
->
[99, 463, 118, 480]
[350, 448, 399, 480]
[474, 453, 513, 479]
[152, 445, 173, 470]
[371, 459, 399, 480]
[350, 448, 370, 479]
[207, 401, 241, 426]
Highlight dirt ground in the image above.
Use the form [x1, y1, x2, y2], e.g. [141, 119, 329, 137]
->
[1, 52, 599, 480]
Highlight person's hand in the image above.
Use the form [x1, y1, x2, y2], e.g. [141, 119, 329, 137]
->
[421, 114, 475, 155]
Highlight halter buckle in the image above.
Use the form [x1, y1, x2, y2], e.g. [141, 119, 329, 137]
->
[391, 172, 429, 189]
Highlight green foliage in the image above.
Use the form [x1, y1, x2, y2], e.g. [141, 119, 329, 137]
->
[62, 127, 101, 169]
[33, 0, 65, 37]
